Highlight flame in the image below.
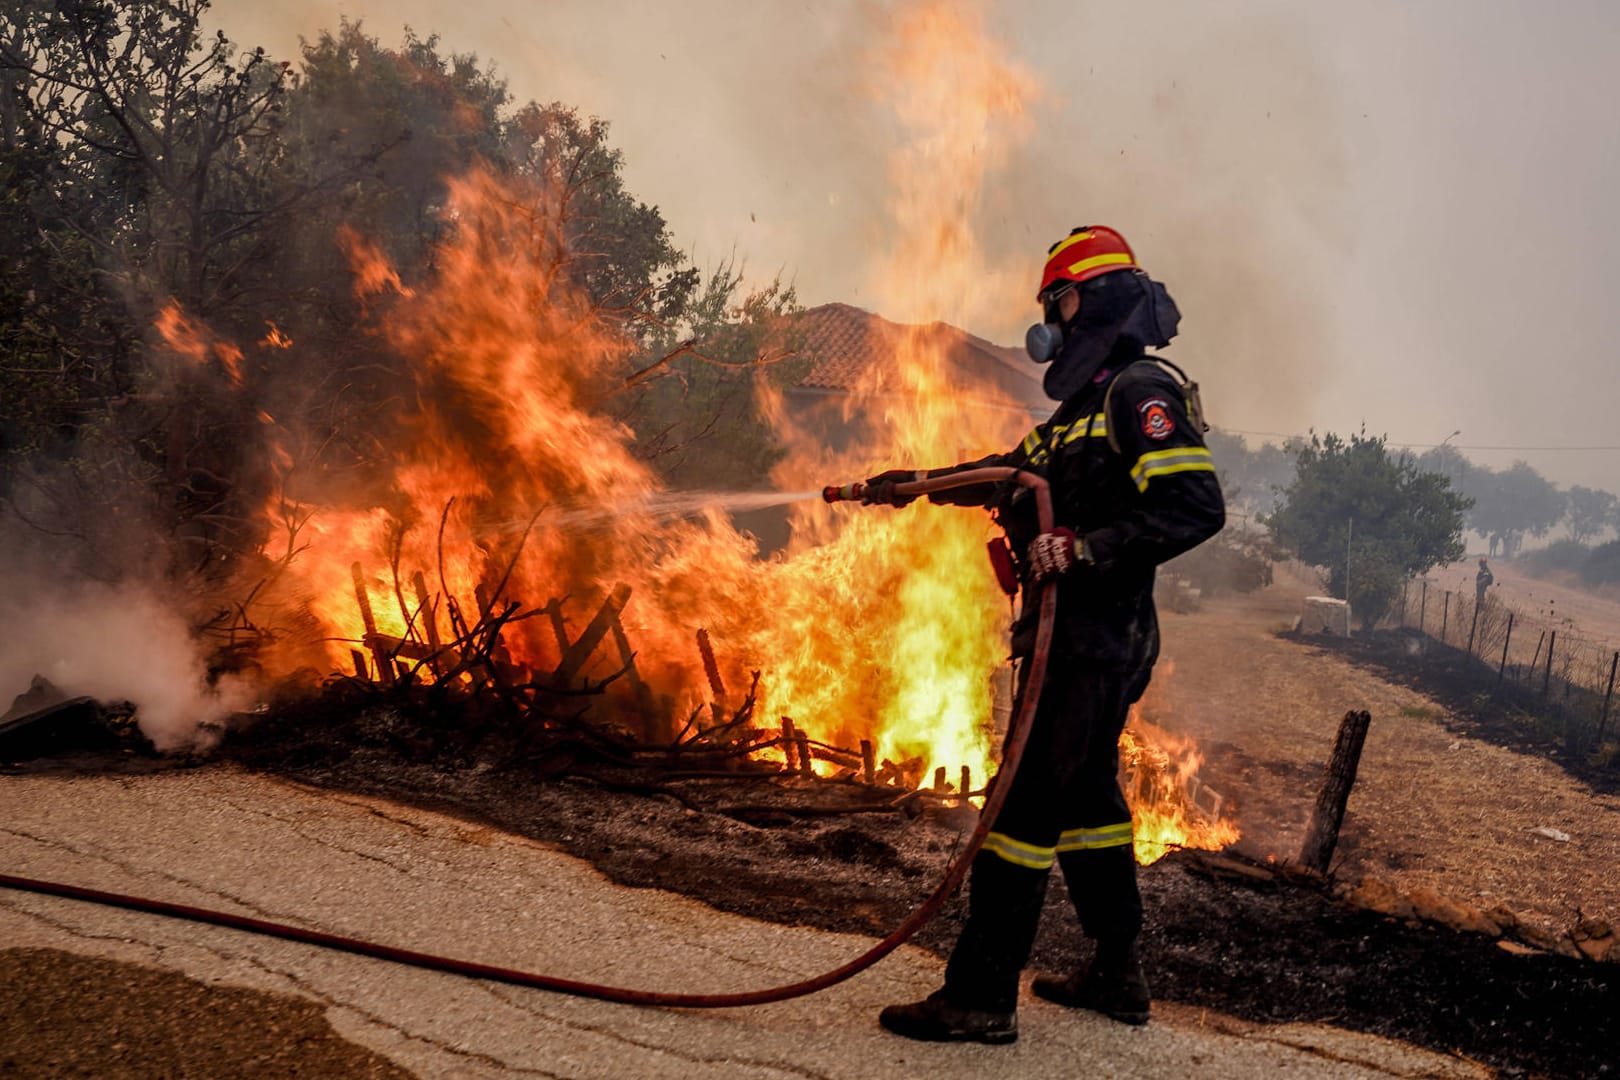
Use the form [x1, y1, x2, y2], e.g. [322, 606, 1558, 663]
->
[1121, 713, 1242, 865]
[260, 322, 293, 349]
[227, 0, 1238, 852]
[155, 300, 242, 385]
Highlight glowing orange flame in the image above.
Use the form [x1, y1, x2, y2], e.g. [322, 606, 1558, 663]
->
[1121, 716, 1242, 865]
[260, 322, 293, 349]
[155, 300, 242, 384]
[231, 0, 1237, 848]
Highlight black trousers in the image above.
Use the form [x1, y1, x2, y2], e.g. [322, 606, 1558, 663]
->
[941, 656, 1150, 1011]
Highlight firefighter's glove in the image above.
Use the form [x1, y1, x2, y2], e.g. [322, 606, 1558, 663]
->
[862, 469, 921, 507]
[1028, 528, 1084, 580]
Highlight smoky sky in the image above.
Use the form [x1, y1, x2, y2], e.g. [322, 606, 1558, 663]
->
[211, 1, 1620, 492]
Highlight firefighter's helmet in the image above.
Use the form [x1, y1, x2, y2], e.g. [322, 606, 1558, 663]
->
[1037, 226, 1137, 301]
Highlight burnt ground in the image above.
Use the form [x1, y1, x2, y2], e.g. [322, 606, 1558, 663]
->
[199, 696, 1614, 1080]
[4, 641, 1617, 1078]
[1297, 627, 1620, 798]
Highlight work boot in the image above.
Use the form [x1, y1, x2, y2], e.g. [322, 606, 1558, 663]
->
[878, 990, 1018, 1044]
[1032, 943, 1151, 1025]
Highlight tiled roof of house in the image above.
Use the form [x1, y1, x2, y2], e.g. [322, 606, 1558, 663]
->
[787, 302, 1047, 413]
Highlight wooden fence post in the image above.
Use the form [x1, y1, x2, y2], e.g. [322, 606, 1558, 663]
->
[1598, 652, 1619, 748]
[1440, 592, 1451, 644]
[1542, 630, 1557, 697]
[1299, 710, 1373, 873]
[1418, 580, 1428, 634]
[1466, 600, 1482, 656]
[1497, 611, 1515, 686]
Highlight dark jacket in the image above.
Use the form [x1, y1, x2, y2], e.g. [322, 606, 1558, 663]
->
[926, 352, 1225, 670]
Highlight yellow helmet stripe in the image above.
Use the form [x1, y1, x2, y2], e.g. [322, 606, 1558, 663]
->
[1067, 251, 1135, 277]
[1046, 229, 1095, 259]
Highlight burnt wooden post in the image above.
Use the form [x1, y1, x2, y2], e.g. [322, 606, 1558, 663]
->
[351, 561, 393, 685]
[960, 765, 973, 806]
[1399, 580, 1409, 627]
[933, 766, 947, 793]
[552, 583, 632, 686]
[1497, 611, 1515, 686]
[1466, 599, 1482, 656]
[1528, 630, 1545, 687]
[1542, 630, 1557, 696]
[1298, 709, 1372, 874]
[1439, 592, 1451, 643]
[607, 614, 660, 742]
[541, 598, 571, 653]
[795, 731, 814, 776]
[860, 739, 876, 784]
[696, 628, 726, 729]
[1418, 580, 1429, 634]
[410, 571, 441, 658]
[781, 717, 798, 771]
[1597, 652, 1619, 748]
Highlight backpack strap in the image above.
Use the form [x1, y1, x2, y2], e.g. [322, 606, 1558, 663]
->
[1101, 355, 1210, 455]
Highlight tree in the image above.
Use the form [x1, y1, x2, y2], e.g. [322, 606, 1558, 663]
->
[1263, 430, 1470, 628]
[622, 260, 806, 489]
[1565, 484, 1617, 545]
[1467, 460, 1565, 557]
[1204, 430, 1303, 517]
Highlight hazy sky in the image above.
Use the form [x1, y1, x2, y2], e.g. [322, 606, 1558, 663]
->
[210, 1, 1620, 492]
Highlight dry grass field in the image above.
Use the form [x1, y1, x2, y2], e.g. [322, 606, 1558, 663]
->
[1153, 563, 1620, 946]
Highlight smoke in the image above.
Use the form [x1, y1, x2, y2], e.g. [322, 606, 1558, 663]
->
[208, 0, 1347, 438]
[0, 575, 252, 753]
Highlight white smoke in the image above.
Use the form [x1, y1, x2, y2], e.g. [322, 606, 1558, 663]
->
[0, 579, 253, 754]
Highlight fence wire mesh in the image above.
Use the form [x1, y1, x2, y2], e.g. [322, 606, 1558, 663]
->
[1388, 577, 1620, 756]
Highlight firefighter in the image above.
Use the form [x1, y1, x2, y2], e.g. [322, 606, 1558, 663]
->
[1476, 557, 1494, 608]
[865, 226, 1225, 1044]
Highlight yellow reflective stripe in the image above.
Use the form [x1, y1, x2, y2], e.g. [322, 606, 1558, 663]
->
[1047, 230, 1095, 260]
[1068, 252, 1134, 277]
[982, 832, 1056, 870]
[1020, 426, 1044, 457]
[1055, 822, 1135, 852]
[1129, 446, 1216, 493]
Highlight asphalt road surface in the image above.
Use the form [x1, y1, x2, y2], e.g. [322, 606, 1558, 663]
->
[0, 764, 1484, 1079]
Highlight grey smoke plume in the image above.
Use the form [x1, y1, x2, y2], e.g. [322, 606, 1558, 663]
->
[0, 579, 251, 754]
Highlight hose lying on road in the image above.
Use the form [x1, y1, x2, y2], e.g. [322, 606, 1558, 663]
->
[0, 468, 1056, 1008]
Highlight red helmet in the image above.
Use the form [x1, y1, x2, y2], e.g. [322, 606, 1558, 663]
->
[1037, 226, 1137, 300]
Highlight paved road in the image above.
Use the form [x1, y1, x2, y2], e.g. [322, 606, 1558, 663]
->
[0, 765, 1482, 1078]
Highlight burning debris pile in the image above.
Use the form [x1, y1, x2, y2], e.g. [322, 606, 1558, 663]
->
[0, 1, 1240, 866]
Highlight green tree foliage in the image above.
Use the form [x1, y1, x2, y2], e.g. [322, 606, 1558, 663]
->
[1564, 484, 1617, 545]
[624, 261, 806, 489]
[1203, 429, 1303, 517]
[1466, 460, 1566, 557]
[1263, 430, 1470, 628]
[0, 4, 798, 579]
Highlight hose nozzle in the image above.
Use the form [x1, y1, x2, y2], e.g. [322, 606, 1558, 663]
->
[822, 482, 867, 503]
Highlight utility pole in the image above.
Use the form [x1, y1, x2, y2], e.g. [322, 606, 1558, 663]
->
[1346, 517, 1354, 630]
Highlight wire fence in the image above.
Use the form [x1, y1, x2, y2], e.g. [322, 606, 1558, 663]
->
[1388, 577, 1620, 759]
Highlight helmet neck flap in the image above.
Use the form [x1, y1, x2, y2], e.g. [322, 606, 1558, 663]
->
[1040, 270, 1181, 401]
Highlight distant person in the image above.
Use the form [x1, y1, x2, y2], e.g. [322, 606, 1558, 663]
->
[1476, 557, 1494, 608]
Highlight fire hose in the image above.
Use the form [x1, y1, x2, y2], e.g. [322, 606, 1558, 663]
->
[0, 468, 1056, 1009]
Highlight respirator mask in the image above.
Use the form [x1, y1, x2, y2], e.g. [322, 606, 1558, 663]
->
[1024, 283, 1077, 363]
[1024, 272, 1181, 364]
